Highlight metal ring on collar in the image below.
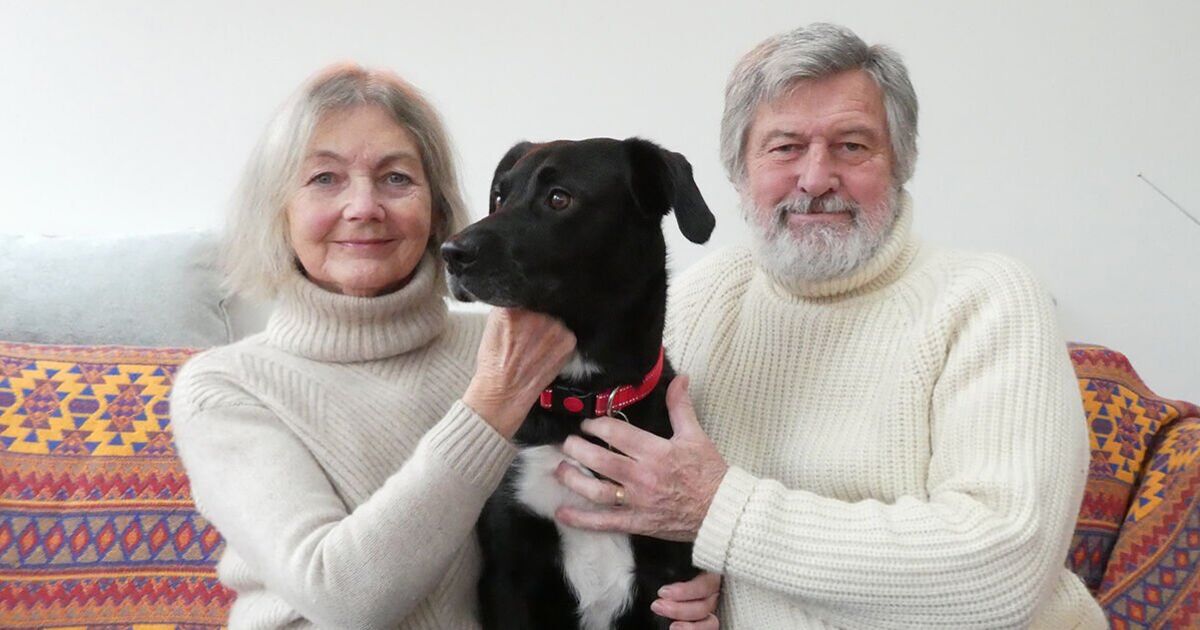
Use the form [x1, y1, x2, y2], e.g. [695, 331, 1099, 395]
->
[605, 387, 622, 418]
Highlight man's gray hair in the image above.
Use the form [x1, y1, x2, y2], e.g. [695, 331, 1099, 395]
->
[223, 63, 468, 298]
[720, 23, 919, 187]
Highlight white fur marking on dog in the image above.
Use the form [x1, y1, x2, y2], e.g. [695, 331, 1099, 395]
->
[515, 445, 635, 630]
[559, 352, 603, 381]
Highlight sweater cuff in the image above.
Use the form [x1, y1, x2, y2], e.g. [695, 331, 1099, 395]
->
[424, 400, 518, 489]
[693, 465, 758, 574]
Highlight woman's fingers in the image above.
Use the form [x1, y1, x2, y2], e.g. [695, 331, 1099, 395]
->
[652, 594, 718, 622]
[464, 308, 575, 437]
[660, 571, 721, 601]
[653, 571, 721, 625]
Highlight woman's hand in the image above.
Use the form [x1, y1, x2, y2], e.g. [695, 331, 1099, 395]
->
[654, 571, 721, 629]
[463, 308, 575, 438]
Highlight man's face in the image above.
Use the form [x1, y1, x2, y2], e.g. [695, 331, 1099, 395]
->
[742, 69, 898, 283]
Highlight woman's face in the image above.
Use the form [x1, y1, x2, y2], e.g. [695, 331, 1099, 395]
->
[287, 104, 433, 297]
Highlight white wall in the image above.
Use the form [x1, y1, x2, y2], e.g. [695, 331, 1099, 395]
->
[2, 1, 1197, 400]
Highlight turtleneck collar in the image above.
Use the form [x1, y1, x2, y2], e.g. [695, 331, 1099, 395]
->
[755, 191, 919, 300]
[264, 252, 448, 362]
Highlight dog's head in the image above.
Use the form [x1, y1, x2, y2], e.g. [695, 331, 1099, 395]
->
[442, 138, 713, 324]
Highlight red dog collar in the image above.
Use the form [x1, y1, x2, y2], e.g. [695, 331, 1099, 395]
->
[539, 347, 665, 418]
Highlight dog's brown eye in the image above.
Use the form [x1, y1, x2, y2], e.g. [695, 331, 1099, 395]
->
[492, 193, 503, 208]
[547, 190, 572, 210]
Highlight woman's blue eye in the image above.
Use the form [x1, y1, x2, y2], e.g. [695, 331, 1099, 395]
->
[311, 172, 336, 185]
[386, 172, 412, 185]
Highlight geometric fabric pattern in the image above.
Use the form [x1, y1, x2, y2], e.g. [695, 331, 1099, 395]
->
[3, 339, 1195, 627]
[1098, 417, 1200, 630]
[1066, 343, 1200, 629]
[0, 342, 234, 628]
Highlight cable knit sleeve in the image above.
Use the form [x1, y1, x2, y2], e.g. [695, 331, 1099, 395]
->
[691, 255, 1091, 628]
[171, 354, 516, 629]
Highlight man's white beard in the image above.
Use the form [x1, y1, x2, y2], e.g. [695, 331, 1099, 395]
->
[743, 188, 901, 286]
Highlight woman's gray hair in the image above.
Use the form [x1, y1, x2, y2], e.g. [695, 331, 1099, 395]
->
[720, 23, 919, 188]
[222, 62, 468, 298]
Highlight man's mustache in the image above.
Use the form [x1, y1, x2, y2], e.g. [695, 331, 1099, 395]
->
[775, 194, 861, 216]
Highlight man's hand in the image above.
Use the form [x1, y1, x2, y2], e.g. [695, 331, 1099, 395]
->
[554, 375, 728, 541]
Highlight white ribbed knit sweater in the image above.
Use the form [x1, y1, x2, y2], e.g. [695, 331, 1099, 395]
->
[171, 256, 513, 629]
[669, 197, 1107, 629]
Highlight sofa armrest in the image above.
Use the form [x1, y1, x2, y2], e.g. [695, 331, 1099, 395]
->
[1066, 344, 1196, 590]
[1096, 415, 1200, 628]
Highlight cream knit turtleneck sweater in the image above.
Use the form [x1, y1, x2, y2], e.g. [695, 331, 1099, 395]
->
[171, 255, 512, 629]
[668, 195, 1107, 629]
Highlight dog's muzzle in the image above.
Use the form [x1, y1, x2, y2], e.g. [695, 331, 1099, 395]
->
[441, 235, 481, 302]
[440, 239, 477, 276]
[440, 232, 521, 306]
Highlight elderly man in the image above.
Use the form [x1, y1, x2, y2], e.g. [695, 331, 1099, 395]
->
[554, 23, 1107, 628]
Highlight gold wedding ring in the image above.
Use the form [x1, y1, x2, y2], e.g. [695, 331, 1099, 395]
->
[613, 485, 626, 508]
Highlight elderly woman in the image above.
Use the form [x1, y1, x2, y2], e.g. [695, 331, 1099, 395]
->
[171, 64, 719, 629]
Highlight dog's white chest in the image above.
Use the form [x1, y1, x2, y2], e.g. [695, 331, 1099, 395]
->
[515, 445, 635, 630]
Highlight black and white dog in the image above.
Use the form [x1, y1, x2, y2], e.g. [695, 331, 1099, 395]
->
[441, 137, 715, 630]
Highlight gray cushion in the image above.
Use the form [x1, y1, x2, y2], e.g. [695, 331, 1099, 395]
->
[0, 232, 232, 347]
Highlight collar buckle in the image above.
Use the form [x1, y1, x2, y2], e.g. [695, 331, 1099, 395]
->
[539, 387, 597, 419]
[538, 346, 665, 419]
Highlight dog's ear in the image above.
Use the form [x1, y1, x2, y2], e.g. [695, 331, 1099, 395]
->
[490, 141, 536, 213]
[624, 138, 715, 244]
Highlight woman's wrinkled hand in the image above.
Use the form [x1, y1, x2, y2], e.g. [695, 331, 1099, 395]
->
[463, 308, 575, 438]
[654, 571, 721, 629]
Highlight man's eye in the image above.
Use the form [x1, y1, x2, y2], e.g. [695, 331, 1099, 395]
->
[546, 189, 572, 210]
[842, 143, 866, 152]
[771, 144, 802, 154]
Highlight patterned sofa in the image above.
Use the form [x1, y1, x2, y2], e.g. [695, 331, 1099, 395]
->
[1067, 344, 1200, 628]
[0, 343, 233, 626]
[0, 340, 1196, 628]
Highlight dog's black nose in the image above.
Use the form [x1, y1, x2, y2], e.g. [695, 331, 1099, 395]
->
[440, 238, 478, 274]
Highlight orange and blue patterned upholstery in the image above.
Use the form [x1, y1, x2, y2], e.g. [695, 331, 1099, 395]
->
[1068, 343, 1200, 629]
[0, 342, 234, 628]
[3, 338, 1196, 627]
